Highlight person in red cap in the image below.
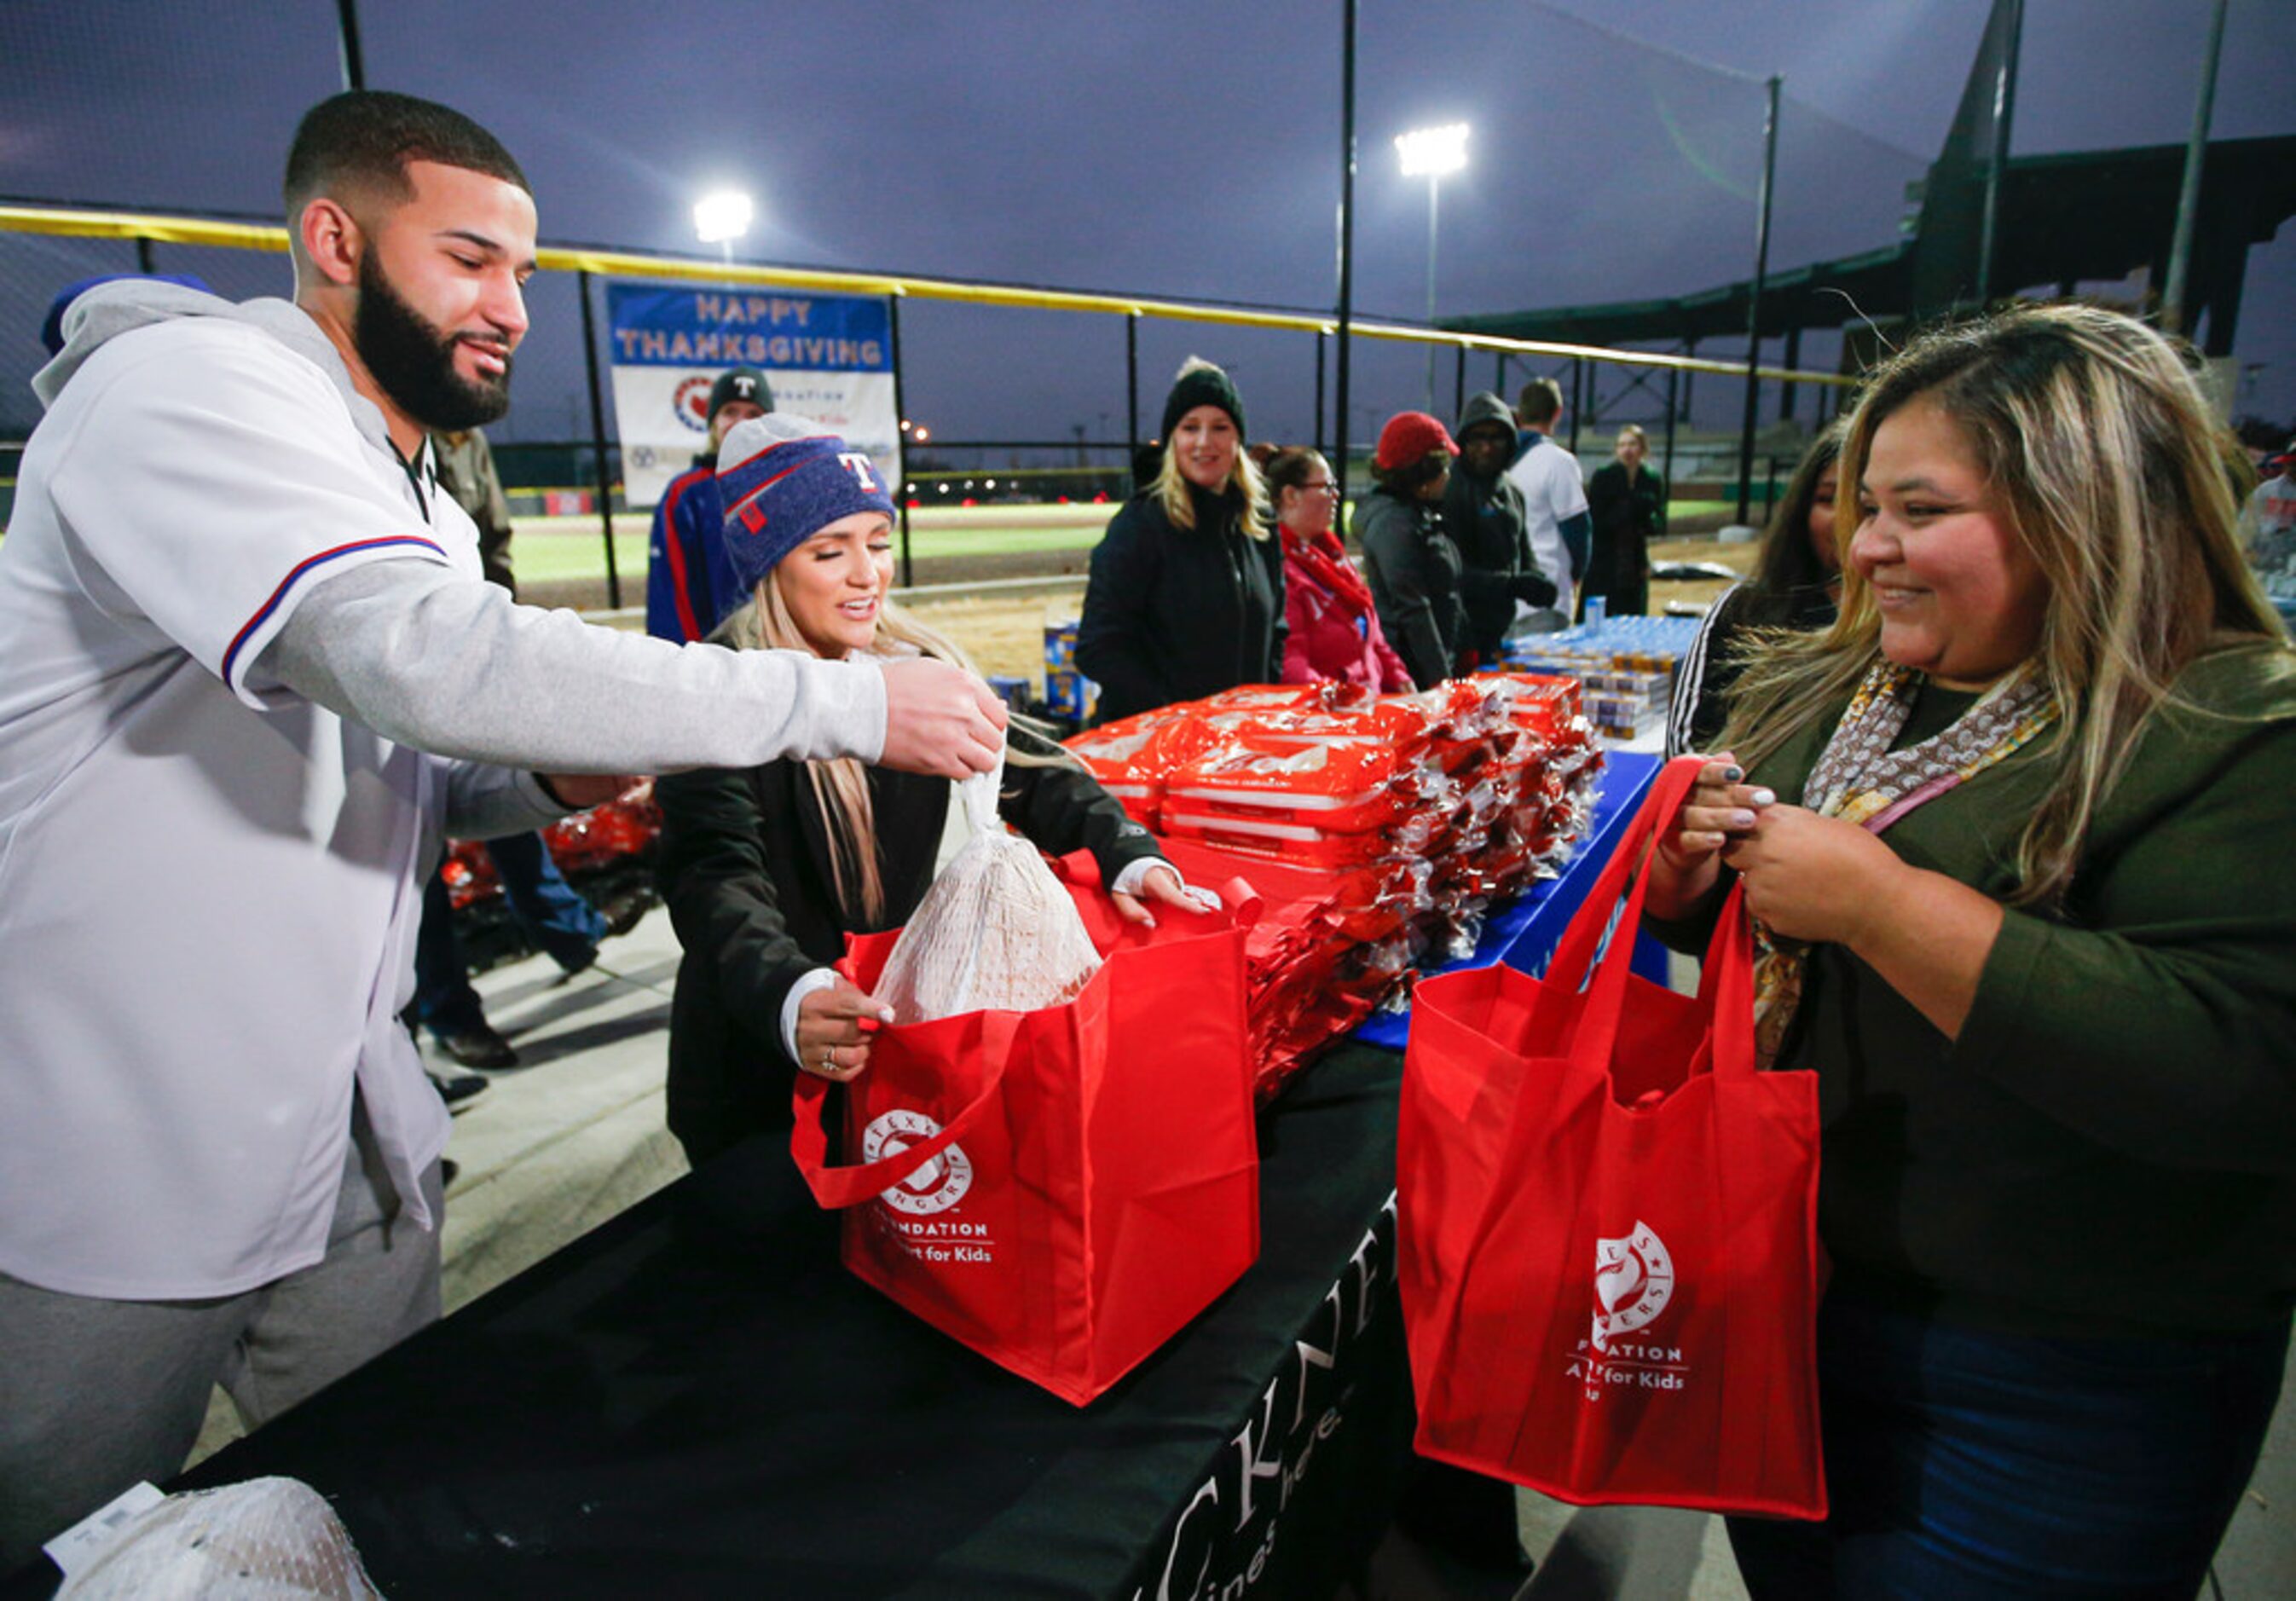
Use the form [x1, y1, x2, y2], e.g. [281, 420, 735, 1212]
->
[1356, 411, 1469, 690]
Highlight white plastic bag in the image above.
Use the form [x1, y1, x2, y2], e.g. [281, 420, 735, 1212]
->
[873, 757, 1102, 1023]
[57, 1477, 382, 1600]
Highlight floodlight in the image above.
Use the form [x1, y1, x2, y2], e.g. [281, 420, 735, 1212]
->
[693, 190, 754, 246]
[1394, 124, 1470, 178]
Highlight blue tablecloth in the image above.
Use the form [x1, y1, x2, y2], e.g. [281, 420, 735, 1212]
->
[1352, 748, 1663, 1050]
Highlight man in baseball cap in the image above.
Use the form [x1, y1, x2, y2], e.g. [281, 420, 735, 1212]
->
[646, 365, 774, 641]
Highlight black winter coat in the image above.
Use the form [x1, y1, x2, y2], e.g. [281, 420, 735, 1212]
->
[1585, 462, 1663, 616]
[1442, 465, 1541, 661]
[1355, 488, 1467, 691]
[655, 720, 1164, 1166]
[1076, 483, 1286, 724]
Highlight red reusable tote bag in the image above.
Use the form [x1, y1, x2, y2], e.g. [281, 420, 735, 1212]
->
[790, 853, 1261, 1407]
[1397, 756, 1826, 1518]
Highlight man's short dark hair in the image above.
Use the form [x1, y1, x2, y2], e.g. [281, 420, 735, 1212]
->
[283, 90, 529, 214]
[1517, 378, 1564, 428]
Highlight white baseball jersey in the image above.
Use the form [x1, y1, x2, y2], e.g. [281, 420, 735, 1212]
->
[0, 286, 467, 1298]
[1507, 433, 1588, 619]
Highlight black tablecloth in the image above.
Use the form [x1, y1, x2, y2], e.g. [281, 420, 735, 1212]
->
[14, 1047, 1416, 1598]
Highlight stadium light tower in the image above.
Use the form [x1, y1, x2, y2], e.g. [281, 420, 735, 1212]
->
[693, 188, 754, 271]
[1395, 122, 1468, 411]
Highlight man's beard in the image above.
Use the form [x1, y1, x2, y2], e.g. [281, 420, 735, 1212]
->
[353, 251, 512, 431]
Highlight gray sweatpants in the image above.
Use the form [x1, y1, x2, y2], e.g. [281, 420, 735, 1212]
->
[0, 1109, 442, 1570]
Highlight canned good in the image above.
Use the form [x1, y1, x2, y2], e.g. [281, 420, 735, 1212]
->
[1044, 668, 1096, 722]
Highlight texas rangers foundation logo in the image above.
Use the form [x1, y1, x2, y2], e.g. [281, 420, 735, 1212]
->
[1591, 1221, 1674, 1354]
[672, 374, 714, 431]
[860, 1109, 973, 1216]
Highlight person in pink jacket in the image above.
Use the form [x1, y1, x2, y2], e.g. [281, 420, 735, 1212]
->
[1264, 446, 1414, 692]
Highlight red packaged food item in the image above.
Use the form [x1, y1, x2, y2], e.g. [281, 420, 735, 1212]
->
[1158, 812, 1404, 869]
[541, 794, 662, 876]
[1200, 691, 1443, 753]
[1064, 709, 1219, 825]
[1483, 671, 1582, 737]
[1164, 735, 1437, 835]
[1196, 682, 1374, 718]
[441, 840, 500, 910]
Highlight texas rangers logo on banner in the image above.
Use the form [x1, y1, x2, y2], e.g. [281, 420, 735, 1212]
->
[606, 283, 902, 508]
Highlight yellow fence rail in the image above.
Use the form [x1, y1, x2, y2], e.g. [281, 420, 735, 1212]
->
[1, 203, 1855, 389]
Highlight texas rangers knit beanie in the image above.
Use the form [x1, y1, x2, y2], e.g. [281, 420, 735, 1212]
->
[1160, 355, 1246, 444]
[1374, 411, 1460, 471]
[708, 366, 773, 422]
[715, 413, 897, 591]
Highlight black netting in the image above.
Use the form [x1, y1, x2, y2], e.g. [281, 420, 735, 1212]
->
[5, 0, 2288, 508]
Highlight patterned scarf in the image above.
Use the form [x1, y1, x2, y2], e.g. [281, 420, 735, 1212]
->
[1751, 660, 2061, 1066]
[1281, 525, 1377, 621]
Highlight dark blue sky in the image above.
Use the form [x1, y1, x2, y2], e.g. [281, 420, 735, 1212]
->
[4, 0, 2290, 453]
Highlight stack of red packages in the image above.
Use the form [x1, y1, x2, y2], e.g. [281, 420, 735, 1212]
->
[1066, 674, 1602, 1101]
[1060, 706, 1220, 827]
[441, 789, 663, 910]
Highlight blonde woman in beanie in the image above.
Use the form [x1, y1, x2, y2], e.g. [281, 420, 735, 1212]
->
[654, 415, 1203, 1167]
[1076, 358, 1286, 723]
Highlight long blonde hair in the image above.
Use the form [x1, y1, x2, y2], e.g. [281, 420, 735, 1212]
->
[1154, 435, 1272, 541]
[1721, 302, 2286, 906]
[725, 576, 1071, 925]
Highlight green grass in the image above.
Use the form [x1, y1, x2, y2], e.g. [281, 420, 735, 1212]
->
[511, 529, 653, 586]
[1672, 491, 1783, 517]
[509, 501, 1112, 585]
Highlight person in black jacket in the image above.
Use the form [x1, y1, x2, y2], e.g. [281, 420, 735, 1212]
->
[1664, 420, 1846, 757]
[1357, 411, 1468, 691]
[1442, 390, 1558, 661]
[1077, 358, 1285, 723]
[1583, 424, 1664, 617]
[656, 414, 1201, 1167]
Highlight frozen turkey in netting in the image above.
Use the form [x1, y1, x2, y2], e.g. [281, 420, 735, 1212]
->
[56, 1477, 382, 1599]
[872, 757, 1102, 1023]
